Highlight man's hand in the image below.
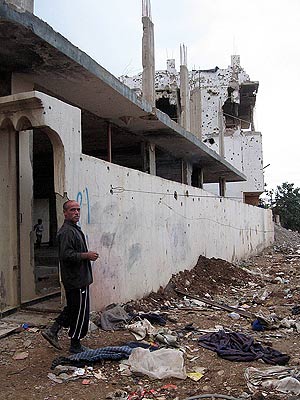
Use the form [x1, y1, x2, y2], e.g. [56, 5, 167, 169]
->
[81, 251, 99, 261]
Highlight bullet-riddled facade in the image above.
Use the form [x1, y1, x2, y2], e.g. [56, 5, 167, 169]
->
[121, 55, 264, 204]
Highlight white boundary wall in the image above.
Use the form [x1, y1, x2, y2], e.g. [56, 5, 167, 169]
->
[68, 156, 273, 311]
[0, 91, 273, 312]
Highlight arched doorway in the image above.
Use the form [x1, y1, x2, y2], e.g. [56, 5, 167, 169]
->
[16, 120, 65, 305]
[32, 128, 60, 296]
[0, 94, 67, 312]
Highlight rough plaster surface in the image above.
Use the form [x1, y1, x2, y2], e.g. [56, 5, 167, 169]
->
[0, 92, 272, 312]
[68, 156, 273, 311]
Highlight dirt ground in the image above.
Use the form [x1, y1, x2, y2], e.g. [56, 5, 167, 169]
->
[1, 224, 300, 400]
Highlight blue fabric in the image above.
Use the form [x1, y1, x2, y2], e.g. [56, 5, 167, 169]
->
[252, 319, 265, 331]
[198, 330, 290, 365]
[69, 345, 132, 361]
[51, 345, 133, 368]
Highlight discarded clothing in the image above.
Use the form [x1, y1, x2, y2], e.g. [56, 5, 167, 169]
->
[245, 366, 300, 395]
[51, 345, 133, 368]
[198, 330, 290, 365]
[98, 304, 131, 330]
[134, 313, 166, 326]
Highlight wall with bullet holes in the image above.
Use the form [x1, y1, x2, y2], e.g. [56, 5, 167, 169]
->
[70, 155, 273, 311]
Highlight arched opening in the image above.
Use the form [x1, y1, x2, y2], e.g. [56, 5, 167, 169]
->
[32, 127, 61, 296]
[16, 116, 33, 132]
[15, 118, 65, 301]
[0, 117, 15, 131]
[0, 110, 66, 310]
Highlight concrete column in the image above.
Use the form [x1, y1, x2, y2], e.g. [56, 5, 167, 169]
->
[180, 44, 191, 131]
[250, 105, 255, 131]
[190, 88, 202, 139]
[197, 167, 204, 189]
[5, 0, 34, 12]
[181, 160, 192, 185]
[19, 130, 35, 302]
[219, 177, 226, 197]
[192, 166, 204, 189]
[218, 99, 225, 158]
[231, 55, 240, 70]
[142, 0, 155, 107]
[148, 143, 156, 175]
[141, 142, 156, 175]
[107, 122, 112, 163]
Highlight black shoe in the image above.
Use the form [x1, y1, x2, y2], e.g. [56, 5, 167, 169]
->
[42, 328, 62, 350]
[69, 344, 91, 354]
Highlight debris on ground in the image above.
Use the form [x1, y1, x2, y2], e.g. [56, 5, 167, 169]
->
[1, 224, 300, 399]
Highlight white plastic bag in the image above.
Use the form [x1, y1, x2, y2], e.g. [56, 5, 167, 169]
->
[127, 347, 186, 380]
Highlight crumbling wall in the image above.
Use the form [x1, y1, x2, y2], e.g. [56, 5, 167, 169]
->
[120, 59, 180, 107]
[122, 58, 264, 203]
[204, 131, 264, 200]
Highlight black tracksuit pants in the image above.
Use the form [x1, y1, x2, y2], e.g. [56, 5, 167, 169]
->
[56, 286, 90, 340]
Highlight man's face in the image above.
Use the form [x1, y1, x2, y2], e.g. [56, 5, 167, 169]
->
[64, 201, 80, 224]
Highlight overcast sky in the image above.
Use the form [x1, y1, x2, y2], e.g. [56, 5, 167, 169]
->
[35, 0, 300, 191]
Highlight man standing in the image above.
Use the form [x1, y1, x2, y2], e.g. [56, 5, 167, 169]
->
[42, 200, 99, 353]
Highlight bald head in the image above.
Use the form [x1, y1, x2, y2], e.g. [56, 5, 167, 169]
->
[63, 200, 80, 223]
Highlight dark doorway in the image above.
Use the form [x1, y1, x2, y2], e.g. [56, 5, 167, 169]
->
[32, 129, 60, 295]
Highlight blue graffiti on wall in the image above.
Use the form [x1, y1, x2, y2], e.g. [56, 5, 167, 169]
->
[76, 187, 91, 245]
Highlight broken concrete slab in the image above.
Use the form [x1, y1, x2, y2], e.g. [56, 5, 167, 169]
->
[0, 322, 20, 338]
[1, 311, 57, 327]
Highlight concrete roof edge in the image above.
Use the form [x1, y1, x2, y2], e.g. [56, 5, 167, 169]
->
[0, 1, 152, 115]
[0, 2, 246, 183]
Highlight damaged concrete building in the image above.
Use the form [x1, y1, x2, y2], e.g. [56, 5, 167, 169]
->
[0, 0, 273, 314]
[121, 51, 263, 205]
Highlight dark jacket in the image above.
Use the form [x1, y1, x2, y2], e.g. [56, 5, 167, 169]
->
[57, 220, 93, 290]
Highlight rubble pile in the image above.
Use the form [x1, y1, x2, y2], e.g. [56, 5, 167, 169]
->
[274, 224, 300, 254]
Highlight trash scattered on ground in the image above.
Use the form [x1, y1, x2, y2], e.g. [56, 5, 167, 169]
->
[127, 347, 186, 379]
[106, 389, 128, 399]
[2, 224, 300, 399]
[245, 366, 300, 396]
[187, 371, 204, 381]
[48, 365, 94, 383]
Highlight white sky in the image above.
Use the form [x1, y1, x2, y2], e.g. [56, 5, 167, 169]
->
[34, 0, 300, 191]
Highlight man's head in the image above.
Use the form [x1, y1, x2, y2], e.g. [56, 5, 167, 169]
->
[63, 200, 80, 224]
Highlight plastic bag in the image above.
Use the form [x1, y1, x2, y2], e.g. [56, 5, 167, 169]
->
[127, 347, 186, 380]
